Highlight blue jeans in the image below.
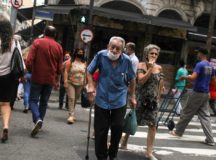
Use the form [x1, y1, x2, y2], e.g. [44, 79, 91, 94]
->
[29, 82, 52, 123]
[23, 73, 32, 109]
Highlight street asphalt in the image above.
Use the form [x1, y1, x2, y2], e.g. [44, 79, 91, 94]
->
[0, 90, 216, 160]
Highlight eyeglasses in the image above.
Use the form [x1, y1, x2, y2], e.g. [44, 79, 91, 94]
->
[149, 52, 159, 56]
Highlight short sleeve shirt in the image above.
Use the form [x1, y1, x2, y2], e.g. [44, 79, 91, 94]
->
[193, 61, 214, 93]
[87, 50, 136, 109]
[175, 67, 188, 91]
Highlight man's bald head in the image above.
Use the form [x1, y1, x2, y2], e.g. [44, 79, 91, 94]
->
[44, 25, 56, 38]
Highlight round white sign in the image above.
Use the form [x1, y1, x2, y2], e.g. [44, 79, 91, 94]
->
[80, 29, 94, 43]
[11, 0, 23, 9]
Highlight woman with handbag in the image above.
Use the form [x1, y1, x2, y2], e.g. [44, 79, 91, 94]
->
[137, 44, 164, 160]
[64, 48, 87, 124]
[121, 44, 164, 160]
[0, 15, 23, 143]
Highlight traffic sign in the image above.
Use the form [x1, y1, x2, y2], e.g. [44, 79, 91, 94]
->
[80, 29, 94, 43]
[11, 0, 23, 9]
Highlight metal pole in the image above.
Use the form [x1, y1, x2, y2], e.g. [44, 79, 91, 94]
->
[44, 0, 48, 5]
[10, 7, 18, 32]
[206, 0, 216, 58]
[86, 0, 94, 62]
[30, 0, 37, 43]
[88, 0, 94, 26]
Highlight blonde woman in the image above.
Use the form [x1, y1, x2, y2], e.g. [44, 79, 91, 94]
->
[137, 44, 164, 160]
[64, 48, 87, 124]
[121, 44, 164, 160]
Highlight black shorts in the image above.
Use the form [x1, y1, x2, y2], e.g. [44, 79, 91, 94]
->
[0, 73, 15, 102]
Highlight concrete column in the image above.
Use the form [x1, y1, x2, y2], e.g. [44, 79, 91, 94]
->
[180, 40, 189, 63]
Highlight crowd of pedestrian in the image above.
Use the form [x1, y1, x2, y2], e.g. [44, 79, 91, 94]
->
[1, 13, 216, 160]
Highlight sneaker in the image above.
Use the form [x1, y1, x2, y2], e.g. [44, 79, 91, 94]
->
[31, 120, 43, 137]
[204, 139, 215, 146]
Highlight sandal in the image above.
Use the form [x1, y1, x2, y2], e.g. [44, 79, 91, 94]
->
[169, 130, 181, 137]
[145, 154, 158, 160]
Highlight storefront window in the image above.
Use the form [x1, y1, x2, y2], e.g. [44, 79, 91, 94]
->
[152, 35, 182, 65]
[157, 50, 177, 65]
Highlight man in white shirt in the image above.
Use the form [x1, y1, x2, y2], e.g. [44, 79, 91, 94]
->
[125, 42, 139, 73]
[120, 42, 139, 149]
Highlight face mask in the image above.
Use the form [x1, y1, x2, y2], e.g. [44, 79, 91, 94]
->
[107, 51, 121, 61]
[76, 54, 84, 59]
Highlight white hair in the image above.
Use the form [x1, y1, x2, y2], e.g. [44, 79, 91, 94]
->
[144, 44, 160, 55]
[109, 36, 125, 49]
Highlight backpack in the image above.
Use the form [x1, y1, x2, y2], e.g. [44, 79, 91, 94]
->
[10, 40, 25, 79]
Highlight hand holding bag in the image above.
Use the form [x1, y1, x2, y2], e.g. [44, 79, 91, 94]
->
[81, 88, 91, 108]
[122, 109, 138, 135]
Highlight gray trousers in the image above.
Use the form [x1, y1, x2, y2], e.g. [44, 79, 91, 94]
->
[176, 91, 214, 143]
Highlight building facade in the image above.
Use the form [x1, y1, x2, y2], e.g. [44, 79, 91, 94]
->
[35, 0, 216, 86]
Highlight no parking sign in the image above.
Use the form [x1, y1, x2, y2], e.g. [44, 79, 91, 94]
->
[80, 29, 94, 43]
[11, 0, 23, 9]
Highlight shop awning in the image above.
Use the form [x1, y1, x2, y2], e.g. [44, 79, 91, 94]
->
[187, 27, 216, 44]
[17, 5, 46, 22]
[17, 7, 33, 22]
[16, 21, 46, 41]
[36, 5, 197, 32]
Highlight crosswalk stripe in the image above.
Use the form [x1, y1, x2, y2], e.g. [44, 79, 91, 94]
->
[85, 108, 216, 157]
[126, 131, 216, 142]
[159, 117, 216, 125]
[139, 125, 216, 133]
[122, 144, 216, 157]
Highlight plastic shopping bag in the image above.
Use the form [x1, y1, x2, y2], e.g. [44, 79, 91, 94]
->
[122, 109, 137, 135]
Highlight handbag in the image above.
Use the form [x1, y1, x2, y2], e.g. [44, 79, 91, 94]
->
[81, 88, 91, 108]
[10, 40, 25, 79]
[122, 109, 137, 135]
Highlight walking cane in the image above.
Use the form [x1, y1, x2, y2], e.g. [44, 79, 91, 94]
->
[85, 103, 94, 160]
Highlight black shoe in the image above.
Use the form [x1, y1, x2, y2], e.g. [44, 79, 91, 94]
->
[59, 105, 63, 109]
[31, 120, 43, 137]
[23, 109, 28, 113]
[1, 128, 8, 143]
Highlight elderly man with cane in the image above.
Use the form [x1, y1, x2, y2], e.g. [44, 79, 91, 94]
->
[87, 36, 137, 160]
